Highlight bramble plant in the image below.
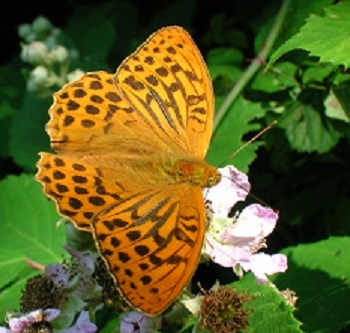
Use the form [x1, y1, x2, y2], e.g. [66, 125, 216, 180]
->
[1, 1, 350, 333]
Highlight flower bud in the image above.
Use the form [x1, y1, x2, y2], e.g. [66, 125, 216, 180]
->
[27, 66, 50, 91]
[18, 24, 32, 39]
[67, 69, 85, 83]
[21, 41, 48, 64]
[49, 45, 68, 63]
[32, 16, 53, 36]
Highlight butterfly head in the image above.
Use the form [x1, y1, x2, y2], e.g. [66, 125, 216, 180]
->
[163, 159, 221, 188]
[205, 166, 222, 188]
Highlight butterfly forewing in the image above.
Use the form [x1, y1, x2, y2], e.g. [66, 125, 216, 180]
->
[47, 71, 176, 157]
[116, 26, 214, 158]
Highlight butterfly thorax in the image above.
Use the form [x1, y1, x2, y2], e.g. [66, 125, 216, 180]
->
[162, 158, 221, 188]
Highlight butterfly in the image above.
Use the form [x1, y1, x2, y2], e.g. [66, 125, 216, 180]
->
[36, 26, 221, 315]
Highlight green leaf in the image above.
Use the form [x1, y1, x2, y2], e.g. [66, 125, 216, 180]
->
[252, 62, 298, 93]
[324, 90, 350, 123]
[0, 59, 26, 104]
[207, 96, 266, 172]
[0, 250, 27, 289]
[0, 277, 30, 320]
[9, 92, 51, 172]
[96, 308, 120, 333]
[269, 2, 350, 68]
[254, 0, 334, 53]
[278, 93, 340, 153]
[209, 65, 243, 84]
[0, 174, 65, 320]
[301, 65, 334, 85]
[52, 294, 87, 329]
[234, 274, 302, 333]
[273, 237, 350, 333]
[207, 48, 243, 66]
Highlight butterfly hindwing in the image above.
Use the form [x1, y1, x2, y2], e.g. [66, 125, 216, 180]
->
[36, 153, 128, 231]
[92, 185, 205, 315]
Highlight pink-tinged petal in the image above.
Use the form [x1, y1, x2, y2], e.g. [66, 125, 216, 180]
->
[221, 204, 278, 245]
[62, 244, 95, 272]
[204, 234, 252, 268]
[0, 328, 12, 333]
[204, 165, 250, 217]
[45, 263, 69, 286]
[8, 318, 27, 333]
[9, 317, 34, 333]
[8, 309, 61, 333]
[43, 308, 60, 322]
[240, 253, 288, 284]
[120, 312, 154, 333]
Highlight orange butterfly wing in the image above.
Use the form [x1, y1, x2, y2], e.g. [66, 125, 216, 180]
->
[116, 26, 214, 158]
[36, 26, 217, 314]
[92, 185, 205, 314]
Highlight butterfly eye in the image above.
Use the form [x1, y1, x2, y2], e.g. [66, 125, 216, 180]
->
[208, 176, 217, 187]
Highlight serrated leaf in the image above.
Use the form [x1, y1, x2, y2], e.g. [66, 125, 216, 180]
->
[234, 274, 302, 333]
[269, 2, 350, 68]
[279, 95, 340, 153]
[9, 92, 51, 172]
[254, 0, 334, 54]
[207, 96, 266, 172]
[273, 237, 350, 333]
[0, 174, 65, 320]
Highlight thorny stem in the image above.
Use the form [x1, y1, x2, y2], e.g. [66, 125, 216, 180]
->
[213, 0, 290, 133]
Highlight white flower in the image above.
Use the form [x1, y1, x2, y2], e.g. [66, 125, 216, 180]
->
[203, 165, 288, 283]
[204, 165, 250, 217]
[26, 66, 53, 92]
[120, 312, 155, 333]
[21, 41, 48, 64]
[240, 252, 288, 284]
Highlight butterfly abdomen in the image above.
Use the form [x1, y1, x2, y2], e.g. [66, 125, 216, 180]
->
[162, 159, 221, 188]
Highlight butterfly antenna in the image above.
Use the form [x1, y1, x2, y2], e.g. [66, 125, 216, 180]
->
[218, 120, 278, 211]
[219, 120, 277, 168]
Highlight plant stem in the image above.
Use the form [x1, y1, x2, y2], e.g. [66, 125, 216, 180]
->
[213, 0, 290, 133]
